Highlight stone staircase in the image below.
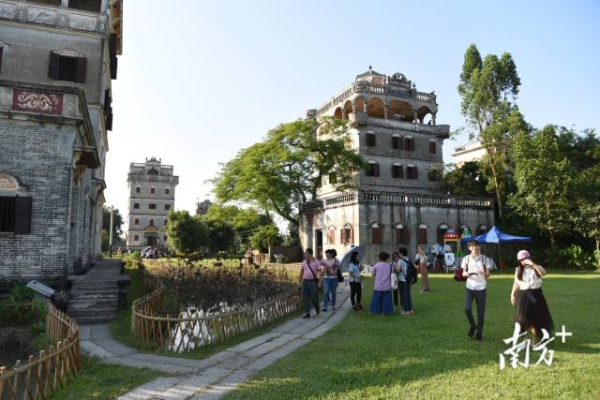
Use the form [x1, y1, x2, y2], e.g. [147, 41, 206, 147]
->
[67, 259, 130, 324]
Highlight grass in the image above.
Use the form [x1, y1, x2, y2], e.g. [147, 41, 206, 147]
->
[47, 356, 161, 400]
[109, 261, 303, 360]
[226, 271, 600, 400]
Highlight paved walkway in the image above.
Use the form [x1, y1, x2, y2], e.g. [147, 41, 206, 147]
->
[80, 284, 352, 400]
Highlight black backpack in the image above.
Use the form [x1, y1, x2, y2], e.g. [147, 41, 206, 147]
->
[404, 258, 418, 286]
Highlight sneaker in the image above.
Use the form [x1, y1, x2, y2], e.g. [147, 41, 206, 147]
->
[468, 326, 476, 338]
[322, 308, 328, 312]
[409, 310, 415, 315]
[400, 311, 407, 315]
[302, 314, 310, 319]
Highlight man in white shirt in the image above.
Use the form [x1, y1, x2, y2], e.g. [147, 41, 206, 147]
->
[461, 240, 492, 342]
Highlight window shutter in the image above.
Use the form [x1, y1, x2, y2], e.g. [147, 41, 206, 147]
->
[429, 141, 437, 154]
[340, 229, 346, 244]
[350, 228, 354, 244]
[0, 46, 3, 75]
[367, 133, 376, 147]
[329, 229, 335, 244]
[399, 136, 405, 150]
[374, 163, 380, 177]
[392, 136, 399, 149]
[48, 51, 60, 79]
[419, 228, 428, 244]
[403, 227, 410, 244]
[372, 228, 382, 245]
[395, 229, 402, 244]
[75, 57, 87, 83]
[413, 167, 418, 179]
[14, 197, 32, 235]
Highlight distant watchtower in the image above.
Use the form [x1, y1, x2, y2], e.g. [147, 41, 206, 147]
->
[127, 157, 179, 249]
[300, 68, 494, 262]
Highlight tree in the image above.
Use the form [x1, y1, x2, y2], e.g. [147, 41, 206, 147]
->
[102, 206, 123, 242]
[443, 161, 490, 197]
[211, 118, 365, 227]
[458, 44, 526, 219]
[250, 224, 283, 252]
[164, 210, 209, 257]
[510, 126, 579, 247]
[203, 204, 270, 250]
[203, 218, 236, 253]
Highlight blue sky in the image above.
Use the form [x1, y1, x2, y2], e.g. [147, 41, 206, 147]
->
[107, 0, 600, 224]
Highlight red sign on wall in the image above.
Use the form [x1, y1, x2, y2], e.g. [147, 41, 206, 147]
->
[12, 89, 63, 115]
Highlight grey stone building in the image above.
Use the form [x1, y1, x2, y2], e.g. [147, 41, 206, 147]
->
[0, 0, 123, 291]
[126, 158, 178, 249]
[299, 69, 494, 263]
[196, 199, 211, 215]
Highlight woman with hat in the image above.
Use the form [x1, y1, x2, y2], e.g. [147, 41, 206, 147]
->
[510, 250, 554, 342]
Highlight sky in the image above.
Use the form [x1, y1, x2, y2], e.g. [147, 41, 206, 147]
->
[106, 0, 600, 228]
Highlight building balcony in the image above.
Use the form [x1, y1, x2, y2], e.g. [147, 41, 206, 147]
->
[0, 0, 110, 35]
[127, 173, 179, 184]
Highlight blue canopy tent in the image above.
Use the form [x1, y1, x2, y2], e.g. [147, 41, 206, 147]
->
[460, 226, 532, 268]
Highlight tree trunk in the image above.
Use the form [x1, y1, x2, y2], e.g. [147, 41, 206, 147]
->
[488, 150, 504, 220]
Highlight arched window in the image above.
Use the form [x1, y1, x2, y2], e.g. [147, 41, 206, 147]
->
[147, 168, 158, 176]
[418, 224, 428, 244]
[371, 223, 383, 245]
[404, 136, 415, 151]
[392, 163, 403, 179]
[437, 223, 449, 244]
[343, 100, 353, 120]
[366, 160, 380, 177]
[391, 134, 402, 150]
[341, 223, 354, 245]
[354, 96, 365, 113]
[407, 164, 418, 180]
[334, 107, 343, 120]
[366, 97, 385, 118]
[395, 223, 409, 245]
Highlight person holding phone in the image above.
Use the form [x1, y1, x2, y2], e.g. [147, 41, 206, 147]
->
[510, 250, 554, 343]
[461, 240, 492, 342]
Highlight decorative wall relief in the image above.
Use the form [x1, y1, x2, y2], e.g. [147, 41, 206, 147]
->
[0, 2, 17, 20]
[12, 90, 64, 115]
[27, 6, 57, 25]
[0, 174, 17, 191]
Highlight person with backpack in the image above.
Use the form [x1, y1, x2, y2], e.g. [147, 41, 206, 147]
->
[369, 252, 394, 316]
[461, 239, 492, 341]
[510, 250, 554, 343]
[397, 247, 415, 315]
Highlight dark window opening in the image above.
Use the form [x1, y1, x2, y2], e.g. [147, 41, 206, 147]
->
[392, 136, 400, 149]
[0, 197, 16, 232]
[150, 187, 155, 194]
[69, 0, 102, 13]
[392, 165, 403, 179]
[404, 137, 415, 151]
[0, 46, 3, 75]
[133, 203, 139, 209]
[371, 227, 383, 245]
[407, 166, 418, 180]
[134, 234, 139, 241]
[149, 203, 156, 210]
[165, 188, 170, 195]
[135, 187, 140, 194]
[366, 133, 376, 147]
[418, 228, 428, 244]
[149, 219, 154, 226]
[429, 141, 437, 154]
[395, 227, 410, 244]
[134, 218, 139, 225]
[340, 227, 353, 245]
[329, 172, 337, 185]
[48, 52, 87, 83]
[165, 204, 171, 211]
[366, 163, 380, 177]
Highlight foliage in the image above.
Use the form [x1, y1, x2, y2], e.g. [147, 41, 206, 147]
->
[0, 285, 46, 329]
[164, 210, 210, 257]
[211, 117, 365, 226]
[202, 204, 272, 251]
[443, 161, 490, 197]
[558, 245, 598, 270]
[203, 217, 237, 253]
[250, 224, 283, 252]
[102, 205, 124, 242]
[457, 44, 526, 218]
[144, 261, 296, 313]
[283, 222, 301, 246]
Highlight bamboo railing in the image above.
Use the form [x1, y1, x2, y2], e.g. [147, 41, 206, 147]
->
[0, 301, 80, 400]
[131, 274, 302, 352]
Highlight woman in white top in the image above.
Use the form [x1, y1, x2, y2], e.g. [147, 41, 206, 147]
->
[510, 250, 554, 342]
[417, 246, 430, 292]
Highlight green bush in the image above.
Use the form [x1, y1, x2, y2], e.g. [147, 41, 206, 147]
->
[0, 285, 46, 330]
[557, 245, 597, 270]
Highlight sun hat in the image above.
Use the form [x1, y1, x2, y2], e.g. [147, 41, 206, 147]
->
[517, 250, 531, 261]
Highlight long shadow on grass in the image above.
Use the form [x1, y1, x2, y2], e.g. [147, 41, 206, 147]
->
[226, 273, 600, 399]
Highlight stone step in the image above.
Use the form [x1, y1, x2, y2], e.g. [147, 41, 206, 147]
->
[69, 300, 119, 313]
[71, 314, 118, 324]
[70, 292, 119, 300]
[68, 306, 119, 318]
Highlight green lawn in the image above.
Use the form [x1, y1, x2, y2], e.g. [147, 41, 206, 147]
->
[47, 356, 161, 400]
[226, 272, 600, 400]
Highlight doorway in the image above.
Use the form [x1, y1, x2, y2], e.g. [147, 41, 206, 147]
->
[315, 229, 323, 259]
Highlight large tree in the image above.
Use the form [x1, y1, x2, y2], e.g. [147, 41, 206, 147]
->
[458, 44, 526, 218]
[211, 118, 364, 226]
[102, 205, 123, 242]
[443, 161, 490, 197]
[203, 204, 271, 250]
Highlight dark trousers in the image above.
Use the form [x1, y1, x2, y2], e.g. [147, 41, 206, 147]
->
[465, 288, 487, 335]
[399, 281, 412, 312]
[393, 287, 399, 307]
[350, 282, 362, 306]
[302, 280, 320, 315]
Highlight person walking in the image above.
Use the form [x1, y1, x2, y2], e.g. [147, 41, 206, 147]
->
[417, 246, 430, 292]
[348, 251, 363, 311]
[510, 250, 554, 342]
[298, 248, 321, 319]
[369, 252, 394, 316]
[397, 247, 414, 315]
[321, 249, 340, 311]
[461, 239, 492, 341]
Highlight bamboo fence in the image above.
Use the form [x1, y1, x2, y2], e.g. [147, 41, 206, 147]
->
[0, 301, 80, 400]
[131, 274, 302, 352]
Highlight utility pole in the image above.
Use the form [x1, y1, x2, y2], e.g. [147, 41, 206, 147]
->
[109, 206, 114, 257]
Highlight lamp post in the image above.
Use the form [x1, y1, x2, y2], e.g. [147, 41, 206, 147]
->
[108, 206, 114, 258]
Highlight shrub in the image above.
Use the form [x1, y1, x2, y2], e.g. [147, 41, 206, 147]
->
[557, 245, 597, 270]
[0, 285, 46, 330]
